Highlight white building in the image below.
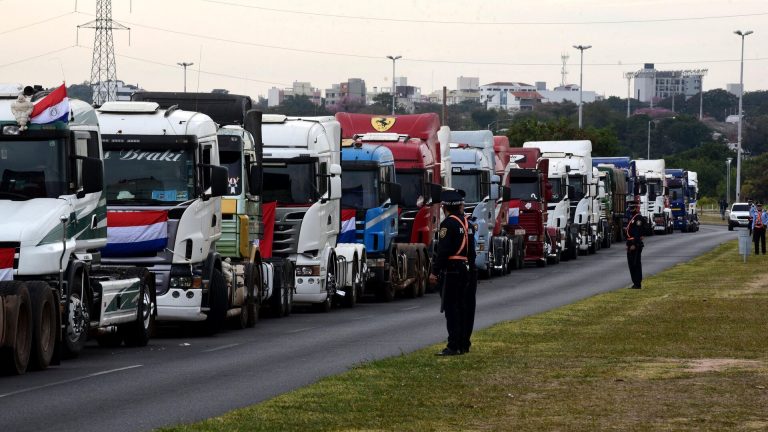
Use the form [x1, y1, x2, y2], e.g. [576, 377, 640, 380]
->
[538, 83, 598, 104]
[633, 63, 704, 103]
[268, 81, 322, 107]
[726, 83, 743, 97]
[479, 82, 542, 111]
[91, 79, 143, 103]
[457, 76, 479, 91]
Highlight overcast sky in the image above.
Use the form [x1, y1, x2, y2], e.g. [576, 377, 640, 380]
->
[1, 0, 765, 99]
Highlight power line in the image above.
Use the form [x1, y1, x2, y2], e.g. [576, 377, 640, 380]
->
[0, 11, 76, 36]
[200, 0, 768, 26]
[0, 45, 77, 69]
[74, 45, 290, 86]
[82, 14, 768, 67]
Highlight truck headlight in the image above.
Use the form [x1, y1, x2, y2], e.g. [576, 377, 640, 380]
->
[296, 265, 320, 276]
[527, 235, 538, 242]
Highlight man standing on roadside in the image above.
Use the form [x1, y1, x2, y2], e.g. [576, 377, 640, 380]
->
[626, 201, 645, 289]
[750, 202, 768, 255]
[429, 189, 476, 356]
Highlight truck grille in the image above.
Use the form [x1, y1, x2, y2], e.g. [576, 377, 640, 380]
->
[272, 208, 306, 256]
[396, 209, 418, 243]
[518, 212, 542, 235]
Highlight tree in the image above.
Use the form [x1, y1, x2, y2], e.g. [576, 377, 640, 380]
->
[67, 82, 93, 103]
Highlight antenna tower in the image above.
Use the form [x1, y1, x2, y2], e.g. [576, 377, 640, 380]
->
[560, 53, 569, 87]
[78, 0, 130, 105]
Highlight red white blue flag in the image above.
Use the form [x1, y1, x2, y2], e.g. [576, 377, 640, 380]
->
[102, 211, 169, 257]
[0, 247, 14, 281]
[339, 209, 356, 243]
[30, 84, 69, 124]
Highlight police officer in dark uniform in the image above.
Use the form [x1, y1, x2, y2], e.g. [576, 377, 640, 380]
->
[626, 201, 646, 289]
[428, 189, 477, 356]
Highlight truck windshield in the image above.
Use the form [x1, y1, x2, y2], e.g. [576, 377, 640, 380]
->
[397, 172, 425, 209]
[508, 176, 540, 200]
[342, 169, 381, 210]
[104, 148, 196, 204]
[263, 161, 318, 204]
[669, 187, 684, 200]
[548, 178, 563, 203]
[0, 139, 67, 200]
[452, 173, 483, 203]
[569, 175, 585, 200]
[220, 150, 242, 196]
[648, 180, 663, 197]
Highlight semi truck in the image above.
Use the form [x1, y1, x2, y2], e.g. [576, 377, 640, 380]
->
[97, 101, 233, 333]
[131, 91, 295, 319]
[524, 140, 596, 256]
[634, 159, 672, 235]
[595, 165, 627, 245]
[687, 171, 700, 231]
[339, 139, 427, 299]
[506, 147, 560, 266]
[448, 130, 506, 277]
[261, 115, 366, 311]
[0, 84, 154, 374]
[592, 156, 644, 237]
[335, 113, 444, 294]
[666, 169, 699, 232]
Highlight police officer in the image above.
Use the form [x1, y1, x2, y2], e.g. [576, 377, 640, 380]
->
[428, 189, 476, 356]
[750, 202, 767, 255]
[626, 201, 646, 289]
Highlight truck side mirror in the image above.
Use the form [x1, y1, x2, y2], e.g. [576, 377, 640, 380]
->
[82, 157, 104, 194]
[502, 186, 512, 201]
[567, 185, 575, 199]
[248, 165, 263, 195]
[429, 183, 442, 203]
[210, 165, 229, 197]
[329, 163, 342, 200]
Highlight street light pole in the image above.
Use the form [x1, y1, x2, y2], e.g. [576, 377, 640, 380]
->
[734, 30, 753, 202]
[177, 62, 194, 92]
[386, 55, 401, 115]
[726, 157, 733, 204]
[573, 45, 591, 129]
[647, 120, 651, 159]
[624, 71, 634, 118]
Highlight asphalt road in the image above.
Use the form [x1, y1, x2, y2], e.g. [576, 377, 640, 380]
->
[0, 224, 732, 432]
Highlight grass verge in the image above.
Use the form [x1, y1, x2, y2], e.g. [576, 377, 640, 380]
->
[162, 242, 768, 431]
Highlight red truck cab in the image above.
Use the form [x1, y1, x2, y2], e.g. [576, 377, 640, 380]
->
[335, 113, 443, 252]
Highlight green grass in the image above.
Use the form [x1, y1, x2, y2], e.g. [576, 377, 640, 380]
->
[162, 242, 768, 431]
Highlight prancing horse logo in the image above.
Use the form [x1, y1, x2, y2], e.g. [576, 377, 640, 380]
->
[371, 117, 396, 132]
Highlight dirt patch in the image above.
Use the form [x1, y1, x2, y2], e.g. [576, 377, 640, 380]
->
[685, 358, 763, 373]
[714, 273, 768, 298]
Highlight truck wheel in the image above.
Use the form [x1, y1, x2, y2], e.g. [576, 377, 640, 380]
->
[123, 275, 155, 347]
[314, 258, 335, 313]
[0, 282, 32, 375]
[588, 235, 596, 254]
[343, 260, 359, 307]
[378, 249, 396, 302]
[728, 223, 733, 231]
[283, 262, 293, 316]
[243, 262, 260, 328]
[64, 271, 90, 358]
[27, 281, 57, 370]
[204, 268, 228, 335]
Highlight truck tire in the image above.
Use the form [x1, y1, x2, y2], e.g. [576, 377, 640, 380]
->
[405, 254, 420, 299]
[314, 257, 335, 313]
[27, 281, 57, 370]
[378, 249, 396, 302]
[268, 265, 287, 318]
[204, 268, 228, 335]
[0, 282, 32, 375]
[283, 261, 294, 316]
[243, 262, 260, 327]
[64, 270, 90, 358]
[123, 270, 155, 347]
[343, 259, 359, 307]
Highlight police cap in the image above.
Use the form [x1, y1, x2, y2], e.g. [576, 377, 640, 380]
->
[442, 189, 465, 206]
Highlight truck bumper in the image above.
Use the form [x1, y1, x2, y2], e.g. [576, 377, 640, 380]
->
[156, 288, 206, 322]
[294, 276, 328, 304]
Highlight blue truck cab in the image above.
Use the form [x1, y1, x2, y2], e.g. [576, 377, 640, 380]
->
[340, 140, 427, 300]
[665, 168, 697, 232]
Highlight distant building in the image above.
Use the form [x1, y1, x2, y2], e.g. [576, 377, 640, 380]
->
[726, 83, 743, 97]
[268, 81, 322, 107]
[325, 78, 366, 109]
[91, 79, 143, 102]
[633, 63, 704, 103]
[457, 76, 479, 91]
[479, 82, 542, 111]
[538, 83, 599, 104]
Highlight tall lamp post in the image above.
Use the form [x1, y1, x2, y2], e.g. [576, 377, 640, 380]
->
[573, 45, 591, 129]
[177, 62, 194, 92]
[726, 157, 733, 205]
[734, 30, 753, 202]
[647, 120, 651, 159]
[386, 55, 401, 115]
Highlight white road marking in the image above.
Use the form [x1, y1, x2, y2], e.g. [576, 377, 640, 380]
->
[287, 326, 316, 334]
[399, 306, 420, 311]
[202, 343, 241, 353]
[349, 314, 375, 320]
[0, 364, 143, 399]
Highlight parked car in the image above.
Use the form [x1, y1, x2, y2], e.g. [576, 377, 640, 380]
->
[728, 202, 752, 231]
